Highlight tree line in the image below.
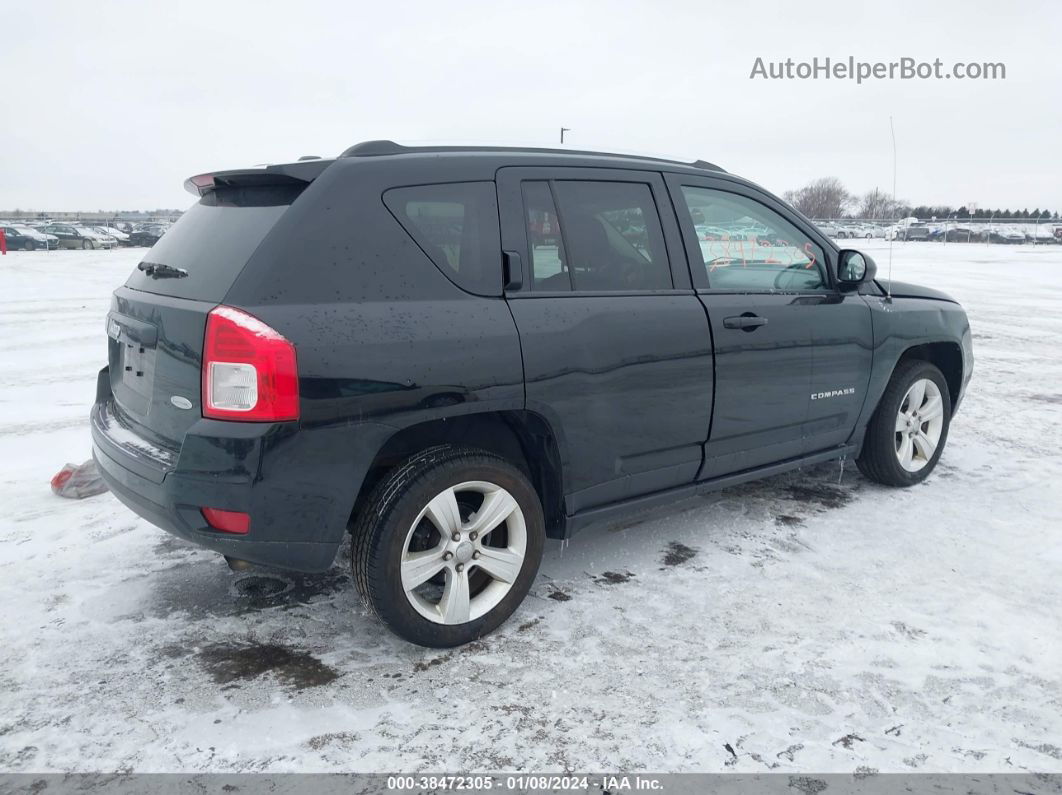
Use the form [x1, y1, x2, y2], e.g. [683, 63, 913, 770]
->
[782, 178, 1058, 221]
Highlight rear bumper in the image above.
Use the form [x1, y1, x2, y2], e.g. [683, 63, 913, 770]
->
[91, 368, 394, 572]
[92, 436, 338, 572]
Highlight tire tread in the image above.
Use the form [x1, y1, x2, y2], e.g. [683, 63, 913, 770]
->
[857, 359, 951, 487]
[350, 444, 540, 646]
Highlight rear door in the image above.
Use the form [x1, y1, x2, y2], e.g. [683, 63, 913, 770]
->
[666, 174, 872, 476]
[497, 167, 713, 511]
[106, 184, 304, 451]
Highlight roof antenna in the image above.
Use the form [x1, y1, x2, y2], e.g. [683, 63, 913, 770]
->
[886, 115, 896, 303]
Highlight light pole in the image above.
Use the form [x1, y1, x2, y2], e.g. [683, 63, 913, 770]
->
[560, 127, 571, 144]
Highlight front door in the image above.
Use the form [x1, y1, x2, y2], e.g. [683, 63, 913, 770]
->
[497, 167, 714, 512]
[666, 175, 871, 478]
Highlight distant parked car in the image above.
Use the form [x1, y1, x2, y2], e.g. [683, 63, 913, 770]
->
[694, 224, 733, 241]
[1027, 226, 1057, 244]
[1, 224, 57, 250]
[83, 229, 118, 249]
[41, 224, 109, 249]
[944, 226, 983, 242]
[903, 224, 930, 241]
[987, 227, 1025, 244]
[94, 226, 132, 246]
[815, 221, 842, 238]
[128, 227, 165, 247]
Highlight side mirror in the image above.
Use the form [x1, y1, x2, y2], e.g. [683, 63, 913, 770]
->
[837, 249, 877, 288]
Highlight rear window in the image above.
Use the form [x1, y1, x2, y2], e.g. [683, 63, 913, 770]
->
[124, 185, 301, 301]
[383, 182, 502, 296]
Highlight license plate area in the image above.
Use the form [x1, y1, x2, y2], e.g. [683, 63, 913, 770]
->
[119, 340, 156, 402]
[107, 312, 159, 418]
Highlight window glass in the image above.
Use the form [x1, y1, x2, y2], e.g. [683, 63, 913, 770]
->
[522, 181, 571, 291]
[125, 185, 302, 301]
[551, 181, 672, 291]
[680, 186, 828, 291]
[384, 182, 502, 296]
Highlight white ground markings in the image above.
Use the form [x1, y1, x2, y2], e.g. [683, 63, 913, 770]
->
[0, 242, 1060, 773]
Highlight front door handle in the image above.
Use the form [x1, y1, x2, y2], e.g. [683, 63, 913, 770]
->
[723, 314, 768, 331]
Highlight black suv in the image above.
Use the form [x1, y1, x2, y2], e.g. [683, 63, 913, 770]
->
[91, 142, 973, 646]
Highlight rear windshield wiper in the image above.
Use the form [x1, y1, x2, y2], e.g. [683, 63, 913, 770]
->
[137, 261, 188, 279]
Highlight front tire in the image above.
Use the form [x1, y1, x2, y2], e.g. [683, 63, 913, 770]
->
[857, 359, 952, 487]
[351, 445, 545, 647]
[82, 240, 92, 250]
[24, 240, 37, 251]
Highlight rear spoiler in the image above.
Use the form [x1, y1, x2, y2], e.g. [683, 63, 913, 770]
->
[183, 160, 333, 196]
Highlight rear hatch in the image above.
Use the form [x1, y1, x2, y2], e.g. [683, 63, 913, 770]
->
[106, 177, 310, 454]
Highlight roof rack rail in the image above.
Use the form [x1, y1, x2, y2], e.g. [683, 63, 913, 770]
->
[339, 140, 725, 172]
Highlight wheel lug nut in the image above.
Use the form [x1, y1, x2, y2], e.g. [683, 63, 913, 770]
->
[469, 532, 477, 541]
[473, 551, 480, 560]
[443, 552, 453, 561]
[455, 563, 464, 572]
[451, 532, 461, 542]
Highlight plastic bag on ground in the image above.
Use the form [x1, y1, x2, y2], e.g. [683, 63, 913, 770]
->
[51, 460, 108, 499]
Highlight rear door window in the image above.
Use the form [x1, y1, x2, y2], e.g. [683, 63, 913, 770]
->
[522, 181, 571, 291]
[124, 185, 301, 301]
[384, 182, 502, 296]
[549, 181, 672, 292]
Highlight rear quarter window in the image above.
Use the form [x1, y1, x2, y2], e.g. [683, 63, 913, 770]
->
[383, 182, 502, 296]
[124, 185, 301, 302]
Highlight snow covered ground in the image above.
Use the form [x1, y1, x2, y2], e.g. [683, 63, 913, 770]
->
[0, 242, 1060, 774]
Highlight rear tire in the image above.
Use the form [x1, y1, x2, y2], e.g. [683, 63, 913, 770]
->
[857, 359, 952, 487]
[351, 445, 545, 647]
[24, 240, 37, 251]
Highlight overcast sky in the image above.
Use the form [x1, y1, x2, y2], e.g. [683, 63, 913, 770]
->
[2, 0, 1060, 213]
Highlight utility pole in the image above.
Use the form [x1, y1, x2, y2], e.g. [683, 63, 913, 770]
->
[560, 127, 571, 144]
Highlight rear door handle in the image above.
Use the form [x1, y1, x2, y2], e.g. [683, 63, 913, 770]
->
[723, 314, 768, 331]
[502, 250, 523, 291]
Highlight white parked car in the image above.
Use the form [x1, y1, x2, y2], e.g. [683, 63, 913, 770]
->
[82, 228, 118, 249]
[93, 226, 131, 246]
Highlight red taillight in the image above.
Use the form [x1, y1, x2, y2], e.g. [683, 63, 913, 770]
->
[201, 507, 251, 534]
[202, 306, 299, 422]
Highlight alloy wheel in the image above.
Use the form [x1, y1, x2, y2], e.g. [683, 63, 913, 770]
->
[894, 378, 945, 472]
[400, 481, 526, 625]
